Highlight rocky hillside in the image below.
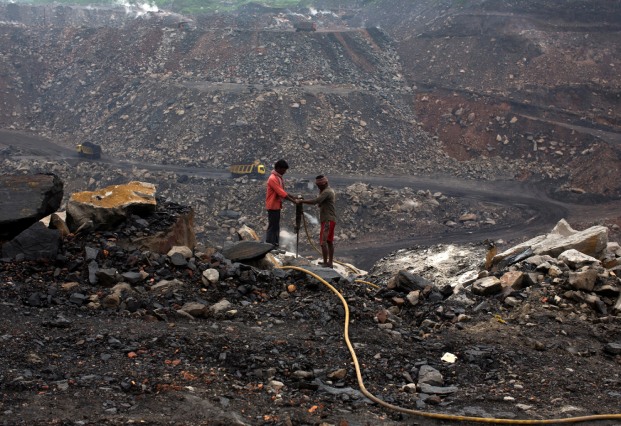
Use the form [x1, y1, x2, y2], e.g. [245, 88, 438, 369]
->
[1, 0, 619, 197]
[355, 0, 621, 197]
[0, 3, 444, 177]
[1, 3, 621, 423]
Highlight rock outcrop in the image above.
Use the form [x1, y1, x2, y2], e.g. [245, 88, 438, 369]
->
[370, 219, 621, 315]
[66, 181, 157, 232]
[492, 219, 609, 266]
[1, 221, 61, 260]
[0, 173, 63, 241]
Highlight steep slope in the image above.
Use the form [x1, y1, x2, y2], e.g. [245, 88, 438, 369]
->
[0, 5, 440, 177]
[0, 1, 591, 185]
[355, 0, 621, 197]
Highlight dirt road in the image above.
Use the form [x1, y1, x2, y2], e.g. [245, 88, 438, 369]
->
[2, 128, 620, 269]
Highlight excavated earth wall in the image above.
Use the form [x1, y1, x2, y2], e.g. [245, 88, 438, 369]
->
[1, 1, 620, 199]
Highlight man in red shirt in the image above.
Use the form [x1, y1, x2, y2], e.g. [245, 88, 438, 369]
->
[265, 159, 296, 247]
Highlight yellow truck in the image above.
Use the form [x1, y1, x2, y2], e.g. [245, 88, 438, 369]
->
[294, 21, 317, 32]
[76, 142, 102, 159]
[228, 160, 266, 178]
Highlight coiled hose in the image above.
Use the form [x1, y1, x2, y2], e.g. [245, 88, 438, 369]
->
[279, 214, 621, 424]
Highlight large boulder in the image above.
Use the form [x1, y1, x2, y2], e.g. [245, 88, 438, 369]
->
[66, 181, 157, 232]
[117, 200, 196, 255]
[222, 241, 275, 262]
[492, 219, 608, 266]
[0, 173, 63, 240]
[2, 221, 61, 260]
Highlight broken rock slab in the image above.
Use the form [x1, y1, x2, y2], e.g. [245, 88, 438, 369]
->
[492, 219, 608, 266]
[127, 206, 196, 255]
[0, 173, 63, 240]
[221, 240, 275, 262]
[2, 221, 61, 260]
[66, 181, 156, 232]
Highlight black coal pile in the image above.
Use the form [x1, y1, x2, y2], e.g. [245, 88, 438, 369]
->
[1, 196, 621, 425]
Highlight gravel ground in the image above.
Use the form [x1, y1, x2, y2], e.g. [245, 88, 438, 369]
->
[1, 214, 621, 426]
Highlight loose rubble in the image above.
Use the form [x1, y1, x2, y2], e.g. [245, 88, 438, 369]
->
[1, 1, 621, 424]
[1, 177, 621, 425]
[0, 159, 538, 264]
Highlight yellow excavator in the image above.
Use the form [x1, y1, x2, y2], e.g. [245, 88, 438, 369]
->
[76, 141, 102, 159]
[228, 160, 266, 178]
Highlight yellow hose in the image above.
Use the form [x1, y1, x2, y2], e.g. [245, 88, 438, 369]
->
[278, 264, 621, 424]
[354, 279, 380, 289]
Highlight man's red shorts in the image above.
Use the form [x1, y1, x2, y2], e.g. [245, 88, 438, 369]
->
[319, 221, 336, 244]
